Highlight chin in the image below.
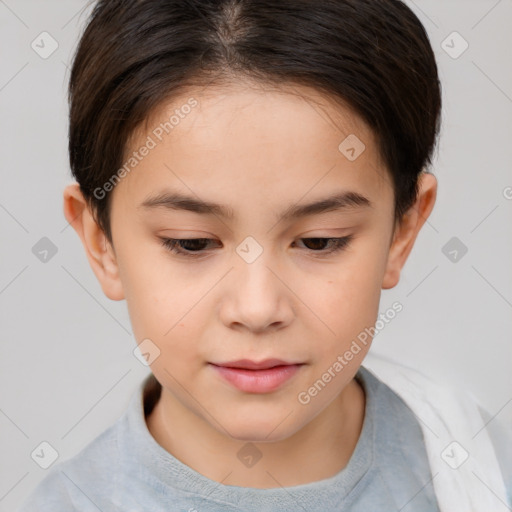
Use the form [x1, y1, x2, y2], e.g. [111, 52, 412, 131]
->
[217, 414, 303, 444]
[227, 429, 292, 444]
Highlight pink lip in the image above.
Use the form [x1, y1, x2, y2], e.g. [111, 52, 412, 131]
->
[210, 363, 303, 393]
[211, 358, 299, 370]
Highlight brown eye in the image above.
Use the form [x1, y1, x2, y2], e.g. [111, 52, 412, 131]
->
[160, 238, 220, 257]
[295, 236, 353, 254]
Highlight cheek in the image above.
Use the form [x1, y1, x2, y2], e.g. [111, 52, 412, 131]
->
[116, 247, 182, 343]
[115, 230, 182, 310]
[301, 244, 387, 346]
[119, 257, 209, 373]
[126, 280, 198, 347]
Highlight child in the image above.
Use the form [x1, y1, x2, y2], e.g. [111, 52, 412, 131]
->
[18, 0, 511, 510]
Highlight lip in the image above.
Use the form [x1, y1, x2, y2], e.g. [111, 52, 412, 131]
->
[209, 361, 304, 393]
[211, 358, 300, 370]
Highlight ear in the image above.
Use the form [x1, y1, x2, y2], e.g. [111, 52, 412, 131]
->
[382, 172, 437, 290]
[63, 183, 125, 301]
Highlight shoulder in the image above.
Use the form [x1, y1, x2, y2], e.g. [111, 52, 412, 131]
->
[16, 405, 125, 512]
[478, 403, 512, 506]
[16, 467, 75, 512]
[356, 362, 437, 499]
[361, 351, 512, 510]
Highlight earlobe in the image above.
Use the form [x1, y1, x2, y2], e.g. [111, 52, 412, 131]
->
[381, 172, 437, 290]
[63, 183, 125, 301]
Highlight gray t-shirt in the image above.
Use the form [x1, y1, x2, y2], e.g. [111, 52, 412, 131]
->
[17, 366, 442, 511]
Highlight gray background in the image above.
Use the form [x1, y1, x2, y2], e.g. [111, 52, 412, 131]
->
[1, 0, 511, 510]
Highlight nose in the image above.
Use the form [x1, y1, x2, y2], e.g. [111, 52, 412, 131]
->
[218, 254, 295, 334]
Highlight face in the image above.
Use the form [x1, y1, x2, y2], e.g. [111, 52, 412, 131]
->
[69, 81, 427, 444]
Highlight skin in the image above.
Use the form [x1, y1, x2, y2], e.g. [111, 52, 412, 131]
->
[63, 80, 437, 489]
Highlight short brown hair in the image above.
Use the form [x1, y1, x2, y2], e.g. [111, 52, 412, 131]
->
[68, 0, 442, 244]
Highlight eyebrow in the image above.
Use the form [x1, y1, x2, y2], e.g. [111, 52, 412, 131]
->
[138, 189, 372, 222]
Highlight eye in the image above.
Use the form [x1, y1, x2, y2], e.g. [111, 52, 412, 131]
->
[160, 237, 220, 258]
[293, 236, 353, 255]
[160, 236, 353, 258]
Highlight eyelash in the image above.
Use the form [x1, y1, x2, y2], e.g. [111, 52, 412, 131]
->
[159, 236, 353, 259]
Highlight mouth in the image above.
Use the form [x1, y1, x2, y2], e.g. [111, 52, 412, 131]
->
[210, 358, 302, 370]
[209, 359, 304, 393]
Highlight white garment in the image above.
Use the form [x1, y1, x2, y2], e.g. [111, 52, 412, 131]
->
[364, 352, 510, 512]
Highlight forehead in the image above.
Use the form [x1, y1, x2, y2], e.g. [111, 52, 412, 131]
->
[113, 81, 393, 215]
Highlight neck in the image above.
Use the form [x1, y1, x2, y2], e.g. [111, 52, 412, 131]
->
[145, 376, 366, 489]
